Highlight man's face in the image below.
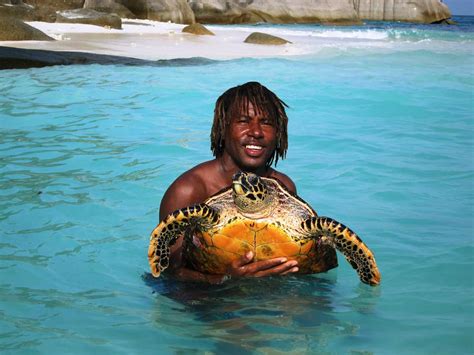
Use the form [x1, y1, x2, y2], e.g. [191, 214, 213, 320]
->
[223, 101, 277, 172]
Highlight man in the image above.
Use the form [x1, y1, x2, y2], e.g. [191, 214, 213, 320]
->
[159, 82, 302, 284]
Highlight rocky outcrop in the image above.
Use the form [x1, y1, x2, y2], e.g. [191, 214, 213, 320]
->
[354, 0, 451, 23]
[0, 46, 217, 69]
[0, 16, 54, 40]
[5, 0, 195, 24]
[0, 0, 453, 25]
[244, 32, 290, 45]
[83, 0, 136, 18]
[0, 0, 85, 22]
[25, 0, 84, 9]
[182, 23, 214, 35]
[119, 0, 195, 24]
[0, 45, 152, 68]
[56, 9, 122, 29]
[189, 0, 360, 24]
[0, 1, 35, 20]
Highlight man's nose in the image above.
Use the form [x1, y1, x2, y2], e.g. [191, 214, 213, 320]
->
[248, 120, 264, 138]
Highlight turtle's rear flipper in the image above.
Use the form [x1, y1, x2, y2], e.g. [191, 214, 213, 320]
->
[306, 217, 381, 285]
[148, 204, 219, 277]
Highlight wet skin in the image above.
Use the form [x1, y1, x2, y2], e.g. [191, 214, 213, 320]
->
[159, 102, 298, 284]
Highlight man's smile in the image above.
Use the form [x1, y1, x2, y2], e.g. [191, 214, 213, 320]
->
[245, 144, 263, 150]
[244, 144, 265, 157]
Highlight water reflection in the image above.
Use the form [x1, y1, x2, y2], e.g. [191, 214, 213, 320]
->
[144, 273, 379, 352]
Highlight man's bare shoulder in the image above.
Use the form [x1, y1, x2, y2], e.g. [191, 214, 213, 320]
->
[159, 160, 221, 218]
[268, 169, 297, 194]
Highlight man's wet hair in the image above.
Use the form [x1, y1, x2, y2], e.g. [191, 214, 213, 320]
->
[210, 81, 289, 168]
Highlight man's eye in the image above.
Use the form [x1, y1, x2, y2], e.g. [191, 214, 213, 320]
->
[237, 117, 249, 123]
[261, 118, 274, 125]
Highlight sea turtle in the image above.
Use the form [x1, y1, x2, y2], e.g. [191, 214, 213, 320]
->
[148, 171, 381, 285]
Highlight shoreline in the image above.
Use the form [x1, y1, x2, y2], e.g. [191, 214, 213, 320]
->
[0, 17, 471, 69]
[0, 20, 304, 63]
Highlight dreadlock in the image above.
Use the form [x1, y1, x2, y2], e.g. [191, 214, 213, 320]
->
[210, 82, 289, 168]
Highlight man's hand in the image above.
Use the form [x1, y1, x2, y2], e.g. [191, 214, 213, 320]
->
[226, 251, 299, 278]
[170, 251, 298, 285]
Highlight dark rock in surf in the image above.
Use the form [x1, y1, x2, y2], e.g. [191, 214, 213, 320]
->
[182, 23, 214, 35]
[244, 32, 290, 45]
[56, 8, 122, 29]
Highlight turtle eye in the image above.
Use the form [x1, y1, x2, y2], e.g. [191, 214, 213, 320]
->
[248, 174, 259, 185]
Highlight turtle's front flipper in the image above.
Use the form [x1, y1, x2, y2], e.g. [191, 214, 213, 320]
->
[148, 204, 219, 277]
[304, 217, 381, 285]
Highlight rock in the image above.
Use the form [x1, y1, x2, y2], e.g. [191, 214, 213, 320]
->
[0, 2, 35, 20]
[189, 0, 359, 24]
[182, 23, 214, 35]
[431, 18, 457, 25]
[244, 32, 290, 45]
[11, 0, 86, 22]
[0, 46, 152, 68]
[0, 16, 54, 40]
[355, 0, 451, 23]
[24, 0, 85, 10]
[189, 0, 452, 24]
[83, 0, 136, 19]
[0, 0, 25, 4]
[0, 46, 217, 69]
[119, 0, 195, 24]
[5, 0, 453, 25]
[56, 8, 122, 29]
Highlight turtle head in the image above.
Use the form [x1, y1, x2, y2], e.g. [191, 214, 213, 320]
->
[232, 171, 273, 215]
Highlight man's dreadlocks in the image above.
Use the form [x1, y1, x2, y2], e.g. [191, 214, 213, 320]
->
[210, 82, 289, 168]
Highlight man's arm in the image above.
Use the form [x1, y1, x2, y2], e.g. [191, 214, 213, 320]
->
[158, 171, 228, 284]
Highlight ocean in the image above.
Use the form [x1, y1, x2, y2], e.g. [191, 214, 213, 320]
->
[0, 16, 473, 353]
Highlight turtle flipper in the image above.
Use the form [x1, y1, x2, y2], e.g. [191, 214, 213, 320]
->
[304, 217, 381, 285]
[148, 204, 219, 277]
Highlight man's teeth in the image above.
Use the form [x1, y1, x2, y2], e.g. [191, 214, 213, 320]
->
[246, 145, 262, 150]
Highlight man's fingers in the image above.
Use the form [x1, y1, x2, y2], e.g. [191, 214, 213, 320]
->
[231, 251, 254, 269]
[280, 266, 299, 276]
[228, 254, 299, 277]
[252, 260, 298, 277]
[247, 257, 291, 272]
[240, 258, 297, 277]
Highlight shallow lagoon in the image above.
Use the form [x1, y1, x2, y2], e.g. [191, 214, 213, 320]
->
[0, 19, 473, 353]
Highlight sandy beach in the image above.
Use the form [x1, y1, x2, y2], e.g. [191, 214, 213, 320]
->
[1, 20, 306, 61]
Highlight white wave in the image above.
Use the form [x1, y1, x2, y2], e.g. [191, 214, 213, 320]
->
[208, 24, 388, 40]
[309, 29, 388, 40]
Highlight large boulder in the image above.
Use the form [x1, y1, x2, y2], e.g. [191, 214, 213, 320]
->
[83, 0, 136, 18]
[182, 23, 214, 35]
[188, 0, 359, 24]
[0, 1, 35, 20]
[355, 0, 451, 23]
[0, 16, 54, 40]
[56, 8, 122, 29]
[15, 0, 85, 22]
[244, 32, 291, 45]
[24, 0, 84, 9]
[119, 0, 194, 24]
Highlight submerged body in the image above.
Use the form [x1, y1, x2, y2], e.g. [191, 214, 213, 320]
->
[149, 172, 381, 285]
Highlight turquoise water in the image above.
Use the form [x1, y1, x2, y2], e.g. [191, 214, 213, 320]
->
[1, 17, 473, 353]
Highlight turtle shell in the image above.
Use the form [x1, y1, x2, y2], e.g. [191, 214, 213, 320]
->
[182, 176, 338, 274]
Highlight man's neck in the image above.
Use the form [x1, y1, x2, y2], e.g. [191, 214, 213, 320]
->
[217, 156, 271, 180]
